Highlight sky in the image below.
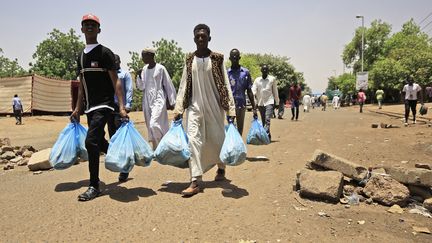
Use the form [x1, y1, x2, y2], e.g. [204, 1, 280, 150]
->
[1, 0, 431, 93]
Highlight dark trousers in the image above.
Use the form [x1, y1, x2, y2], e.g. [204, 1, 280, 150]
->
[291, 100, 300, 120]
[359, 102, 364, 113]
[85, 108, 118, 188]
[258, 104, 274, 139]
[235, 107, 246, 135]
[404, 100, 417, 122]
[13, 109, 22, 124]
[278, 100, 285, 118]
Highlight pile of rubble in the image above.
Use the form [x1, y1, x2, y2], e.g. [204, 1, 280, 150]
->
[0, 138, 37, 170]
[295, 149, 432, 214]
[1, 137, 57, 171]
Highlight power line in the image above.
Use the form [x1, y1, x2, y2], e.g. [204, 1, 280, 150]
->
[421, 19, 432, 31]
[425, 25, 432, 34]
[419, 11, 432, 25]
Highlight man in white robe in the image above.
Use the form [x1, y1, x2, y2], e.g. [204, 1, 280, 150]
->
[332, 95, 340, 109]
[174, 24, 236, 197]
[136, 48, 176, 149]
[302, 94, 311, 112]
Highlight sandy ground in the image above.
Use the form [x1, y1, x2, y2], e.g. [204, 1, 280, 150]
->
[0, 103, 431, 242]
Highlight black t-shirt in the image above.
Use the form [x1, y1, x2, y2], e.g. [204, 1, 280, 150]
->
[77, 44, 116, 112]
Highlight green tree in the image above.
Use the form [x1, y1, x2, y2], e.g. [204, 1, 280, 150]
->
[368, 19, 432, 101]
[30, 29, 84, 80]
[236, 53, 305, 91]
[0, 48, 27, 78]
[326, 73, 356, 99]
[127, 51, 144, 75]
[342, 20, 392, 73]
[153, 38, 185, 88]
[383, 19, 432, 86]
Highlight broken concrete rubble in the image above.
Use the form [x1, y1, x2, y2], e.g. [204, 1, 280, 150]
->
[407, 185, 432, 201]
[363, 174, 410, 206]
[297, 169, 343, 203]
[311, 150, 368, 181]
[297, 149, 432, 215]
[424, 198, 432, 212]
[384, 166, 432, 187]
[27, 148, 52, 171]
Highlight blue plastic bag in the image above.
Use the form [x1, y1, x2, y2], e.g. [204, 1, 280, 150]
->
[154, 119, 190, 168]
[105, 122, 134, 173]
[49, 122, 88, 170]
[105, 121, 153, 172]
[129, 122, 153, 167]
[246, 118, 270, 145]
[220, 123, 247, 166]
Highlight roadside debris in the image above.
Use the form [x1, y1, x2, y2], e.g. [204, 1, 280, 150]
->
[295, 149, 432, 217]
[1, 138, 37, 170]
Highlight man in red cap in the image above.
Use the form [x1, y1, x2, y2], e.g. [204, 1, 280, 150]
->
[71, 14, 128, 201]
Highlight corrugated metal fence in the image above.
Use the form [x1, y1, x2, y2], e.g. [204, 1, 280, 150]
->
[0, 75, 73, 114]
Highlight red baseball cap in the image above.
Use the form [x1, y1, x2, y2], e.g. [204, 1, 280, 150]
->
[81, 14, 100, 25]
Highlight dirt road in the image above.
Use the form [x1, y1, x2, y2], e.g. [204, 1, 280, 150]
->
[0, 103, 431, 242]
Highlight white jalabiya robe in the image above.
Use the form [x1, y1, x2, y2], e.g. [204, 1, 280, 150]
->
[175, 56, 236, 179]
[332, 96, 340, 109]
[136, 63, 176, 145]
[302, 94, 311, 111]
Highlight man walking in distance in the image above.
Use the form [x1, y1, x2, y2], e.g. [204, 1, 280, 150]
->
[320, 92, 328, 111]
[71, 14, 128, 201]
[357, 89, 366, 113]
[375, 87, 384, 109]
[227, 48, 257, 135]
[277, 86, 287, 119]
[289, 80, 301, 120]
[12, 94, 23, 125]
[136, 47, 176, 149]
[107, 54, 133, 182]
[173, 24, 236, 197]
[302, 93, 311, 112]
[252, 64, 279, 140]
[332, 95, 340, 109]
[402, 76, 423, 126]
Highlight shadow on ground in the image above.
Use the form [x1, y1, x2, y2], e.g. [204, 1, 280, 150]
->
[54, 178, 157, 203]
[158, 179, 249, 199]
[246, 156, 270, 162]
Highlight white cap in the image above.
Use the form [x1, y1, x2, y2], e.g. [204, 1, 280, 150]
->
[142, 47, 156, 54]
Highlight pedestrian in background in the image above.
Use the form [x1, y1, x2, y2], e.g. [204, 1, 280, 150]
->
[375, 87, 384, 109]
[320, 93, 328, 111]
[357, 89, 366, 113]
[402, 76, 423, 125]
[289, 80, 301, 120]
[332, 95, 340, 109]
[302, 93, 311, 112]
[227, 48, 257, 134]
[310, 95, 315, 109]
[252, 64, 279, 140]
[12, 94, 23, 125]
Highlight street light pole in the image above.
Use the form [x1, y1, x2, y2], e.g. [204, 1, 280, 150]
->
[356, 15, 364, 72]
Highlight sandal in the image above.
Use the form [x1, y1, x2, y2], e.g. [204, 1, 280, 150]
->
[78, 186, 101, 201]
[181, 185, 201, 197]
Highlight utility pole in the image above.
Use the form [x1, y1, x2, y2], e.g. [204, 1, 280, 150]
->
[356, 15, 365, 72]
